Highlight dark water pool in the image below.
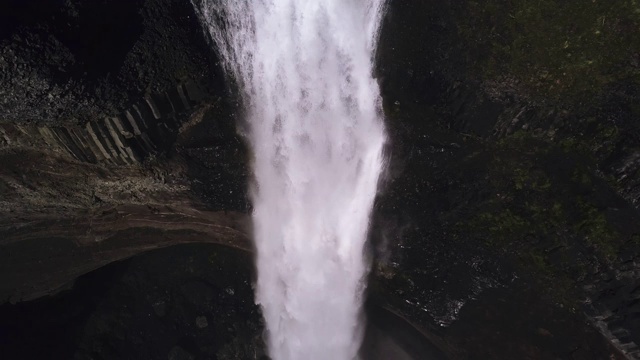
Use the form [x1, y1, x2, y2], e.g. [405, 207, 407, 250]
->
[0, 243, 442, 360]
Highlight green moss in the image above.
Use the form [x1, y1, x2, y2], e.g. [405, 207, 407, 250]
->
[496, 129, 539, 149]
[456, 128, 628, 305]
[458, 0, 640, 102]
[525, 251, 551, 275]
[570, 166, 592, 187]
[559, 137, 588, 155]
[472, 209, 530, 246]
[574, 199, 620, 260]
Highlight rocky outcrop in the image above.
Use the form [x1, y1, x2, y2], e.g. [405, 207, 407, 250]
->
[0, 206, 250, 304]
[0, 0, 249, 305]
[0, 81, 206, 165]
[0, 0, 217, 125]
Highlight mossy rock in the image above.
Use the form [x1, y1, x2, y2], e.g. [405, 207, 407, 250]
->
[453, 130, 637, 306]
[457, 0, 640, 104]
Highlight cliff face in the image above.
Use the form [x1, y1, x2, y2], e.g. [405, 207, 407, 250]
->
[0, 0, 250, 302]
[0, 0, 639, 359]
[374, 1, 640, 358]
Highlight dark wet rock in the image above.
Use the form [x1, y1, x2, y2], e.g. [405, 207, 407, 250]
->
[0, 0, 217, 125]
[443, 285, 626, 359]
[195, 316, 208, 329]
[0, 244, 265, 360]
[153, 299, 168, 318]
[0, 243, 448, 360]
[0, 206, 251, 303]
[371, 0, 640, 357]
[168, 346, 194, 360]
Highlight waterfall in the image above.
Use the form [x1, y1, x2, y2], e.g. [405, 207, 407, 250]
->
[194, 1, 387, 358]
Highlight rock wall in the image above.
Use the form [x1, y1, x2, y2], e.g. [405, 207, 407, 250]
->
[373, 0, 640, 358]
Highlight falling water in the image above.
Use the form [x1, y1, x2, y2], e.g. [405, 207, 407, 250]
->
[194, 1, 387, 359]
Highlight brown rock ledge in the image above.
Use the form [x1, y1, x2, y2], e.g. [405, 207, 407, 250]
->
[0, 205, 251, 304]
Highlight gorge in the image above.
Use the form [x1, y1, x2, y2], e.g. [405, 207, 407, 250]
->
[1, 0, 639, 359]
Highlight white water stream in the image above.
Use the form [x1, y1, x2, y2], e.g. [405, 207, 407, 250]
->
[195, 1, 386, 359]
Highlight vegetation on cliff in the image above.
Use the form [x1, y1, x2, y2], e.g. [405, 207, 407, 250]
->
[458, 0, 640, 103]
